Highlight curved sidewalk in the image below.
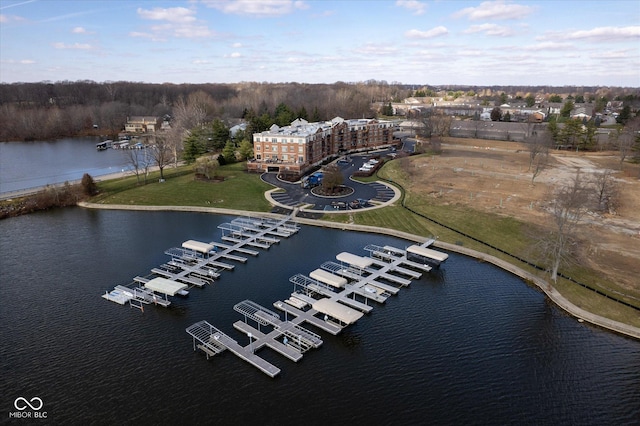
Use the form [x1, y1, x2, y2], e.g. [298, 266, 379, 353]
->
[79, 201, 640, 340]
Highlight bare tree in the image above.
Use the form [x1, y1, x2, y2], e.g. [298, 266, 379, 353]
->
[590, 169, 618, 213]
[527, 128, 553, 183]
[618, 116, 640, 168]
[150, 133, 174, 180]
[124, 148, 152, 184]
[540, 169, 591, 283]
[321, 164, 343, 194]
[418, 108, 452, 139]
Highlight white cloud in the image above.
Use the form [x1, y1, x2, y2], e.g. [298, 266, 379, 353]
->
[463, 23, 514, 37]
[405, 26, 448, 39]
[201, 0, 308, 16]
[396, 0, 426, 16]
[2, 58, 36, 64]
[72, 26, 88, 34]
[356, 43, 398, 56]
[226, 52, 242, 58]
[52, 42, 93, 50]
[590, 49, 634, 59]
[0, 13, 25, 23]
[453, 1, 533, 21]
[565, 26, 640, 42]
[193, 59, 211, 64]
[522, 41, 573, 51]
[137, 7, 196, 23]
[456, 49, 483, 57]
[232, 42, 243, 48]
[136, 6, 214, 39]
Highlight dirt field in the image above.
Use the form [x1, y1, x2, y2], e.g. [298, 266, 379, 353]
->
[410, 137, 640, 294]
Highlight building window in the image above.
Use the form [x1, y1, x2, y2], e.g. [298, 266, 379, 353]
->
[298, 146, 304, 153]
[256, 154, 261, 160]
[272, 146, 278, 152]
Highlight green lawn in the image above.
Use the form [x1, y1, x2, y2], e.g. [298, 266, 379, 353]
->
[93, 162, 273, 212]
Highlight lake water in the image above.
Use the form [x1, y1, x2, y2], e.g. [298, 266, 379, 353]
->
[0, 138, 131, 194]
[1, 208, 639, 425]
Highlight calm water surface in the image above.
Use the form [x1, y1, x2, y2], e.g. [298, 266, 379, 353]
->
[0, 138, 131, 193]
[1, 208, 639, 425]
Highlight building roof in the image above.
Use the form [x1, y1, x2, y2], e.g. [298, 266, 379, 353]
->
[254, 117, 395, 138]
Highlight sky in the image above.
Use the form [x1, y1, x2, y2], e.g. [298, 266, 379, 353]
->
[1, 0, 639, 86]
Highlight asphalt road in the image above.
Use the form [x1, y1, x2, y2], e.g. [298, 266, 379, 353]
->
[262, 148, 400, 211]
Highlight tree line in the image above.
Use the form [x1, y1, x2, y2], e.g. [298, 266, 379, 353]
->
[0, 81, 412, 142]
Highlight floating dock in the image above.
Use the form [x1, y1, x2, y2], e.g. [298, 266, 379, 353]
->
[103, 214, 300, 310]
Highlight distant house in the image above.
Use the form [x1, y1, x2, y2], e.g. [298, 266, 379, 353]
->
[230, 122, 247, 139]
[529, 111, 545, 123]
[124, 116, 161, 133]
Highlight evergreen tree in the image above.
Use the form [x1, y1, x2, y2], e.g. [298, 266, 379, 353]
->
[182, 132, 205, 164]
[616, 105, 632, 124]
[525, 94, 536, 107]
[221, 140, 236, 164]
[237, 139, 254, 160]
[296, 106, 309, 121]
[210, 119, 230, 151]
[560, 100, 574, 118]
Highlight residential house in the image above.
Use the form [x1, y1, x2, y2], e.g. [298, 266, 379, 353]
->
[124, 116, 161, 133]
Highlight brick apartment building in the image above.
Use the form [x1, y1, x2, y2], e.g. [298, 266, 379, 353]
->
[247, 117, 399, 175]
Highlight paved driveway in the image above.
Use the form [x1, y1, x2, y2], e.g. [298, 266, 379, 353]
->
[261, 150, 400, 211]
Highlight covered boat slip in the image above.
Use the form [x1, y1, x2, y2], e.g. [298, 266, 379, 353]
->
[182, 240, 215, 255]
[290, 274, 374, 314]
[312, 298, 363, 325]
[144, 277, 188, 296]
[309, 268, 347, 288]
[336, 252, 374, 270]
[407, 245, 449, 266]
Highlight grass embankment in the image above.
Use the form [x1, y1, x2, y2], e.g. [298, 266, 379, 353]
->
[91, 158, 640, 328]
[328, 158, 640, 328]
[92, 162, 272, 212]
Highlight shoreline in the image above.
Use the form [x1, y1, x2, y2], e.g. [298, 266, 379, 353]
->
[78, 201, 640, 340]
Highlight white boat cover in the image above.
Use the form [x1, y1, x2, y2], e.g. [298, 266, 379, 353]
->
[309, 269, 347, 288]
[312, 298, 363, 324]
[407, 245, 449, 262]
[336, 252, 373, 269]
[145, 277, 188, 296]
[182, 240, 215, 254]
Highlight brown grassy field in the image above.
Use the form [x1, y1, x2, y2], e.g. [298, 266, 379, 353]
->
[405, 137, 640, 297]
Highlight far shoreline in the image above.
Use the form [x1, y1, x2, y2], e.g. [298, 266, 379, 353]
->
[78, 201, 640, 341]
